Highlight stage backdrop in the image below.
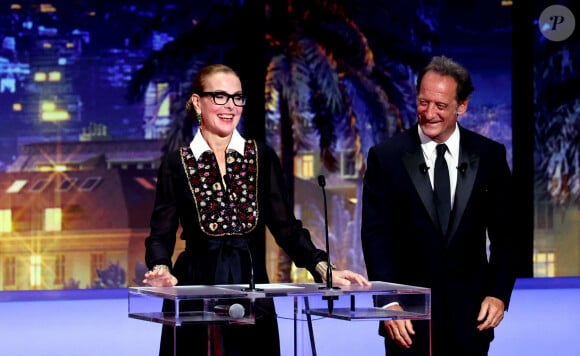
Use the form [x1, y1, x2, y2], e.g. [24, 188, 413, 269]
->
[0, 0, 576, 293]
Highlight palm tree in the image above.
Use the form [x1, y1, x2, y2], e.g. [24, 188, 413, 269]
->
[125, 0, 263, 152]
[533, 41, 580, 210]
[264, 0, 435, 278]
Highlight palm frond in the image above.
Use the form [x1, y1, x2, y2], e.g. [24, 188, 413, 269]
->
[303, 2, 374, 73]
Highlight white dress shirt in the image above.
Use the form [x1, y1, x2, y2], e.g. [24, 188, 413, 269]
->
[418, 124, 460, 208]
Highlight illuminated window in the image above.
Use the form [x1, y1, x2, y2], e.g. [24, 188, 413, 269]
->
[301, 155, 314, 178]
[3, 256, 16, 286]
[0, 209, 12, 232]
[534, 251, 556, 277]
[40, 100, 70, 122]
[159, 95, 170, 116]
[155, 83, 170, 116]
[156, 82, 168, 102]
[6, 179, 27, 193]
[30, 255, 42, 288]
[66, 42, 75, 48]
[42, 110, 70, 122]
[34, 72, 47, 81]
[12, 103, 22, 111]
[48, 71, 61, 81]
[44, 207, 62, 231]
[41, 101, 56, 111]
[294, 154, 315, 179]
[40, 4, 56, 12]
[54, 255, 66, 285]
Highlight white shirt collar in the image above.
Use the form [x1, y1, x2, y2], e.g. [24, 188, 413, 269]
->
[418, 123, 460, 162]
[189, 128, 246, 159]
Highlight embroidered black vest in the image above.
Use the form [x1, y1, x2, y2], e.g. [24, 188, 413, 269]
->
[180, 140, 259, 236]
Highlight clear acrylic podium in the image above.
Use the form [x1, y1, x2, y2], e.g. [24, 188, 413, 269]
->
[128, 281, 430, 355]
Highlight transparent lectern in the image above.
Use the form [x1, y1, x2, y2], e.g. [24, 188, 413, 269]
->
[128, 281, 430, 356]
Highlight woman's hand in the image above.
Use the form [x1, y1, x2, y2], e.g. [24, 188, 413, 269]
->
[142, 265, 178, 287]
[331, 269, 371, 286]
[316, 261, 370, 286]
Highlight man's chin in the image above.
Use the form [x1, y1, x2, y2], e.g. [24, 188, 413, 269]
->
[420, 123, 442, 136]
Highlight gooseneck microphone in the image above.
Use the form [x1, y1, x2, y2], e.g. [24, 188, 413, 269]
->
[318, 175, 333, 290]
[223, 174, 262, 292]
[317, 175, 340, 314]
[242, 241, 263, 292]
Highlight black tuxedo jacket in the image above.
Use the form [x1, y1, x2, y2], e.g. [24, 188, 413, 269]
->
[361, 124, 516, 352]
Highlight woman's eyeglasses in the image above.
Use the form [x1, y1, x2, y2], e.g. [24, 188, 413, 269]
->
[199, 91, 246, 107]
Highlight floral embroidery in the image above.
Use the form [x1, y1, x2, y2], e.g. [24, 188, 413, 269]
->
[180, 140, 259, 236]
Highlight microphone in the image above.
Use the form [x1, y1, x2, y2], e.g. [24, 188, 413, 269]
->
[419, 163, 429, 174]
[317, 175, 333, 289]
[213, 303, 245, 319]
[457, 162, 468, 174]
[242, 241, 263, 292]
[317, 174, 339, 314]
[317, 174, 326, 187]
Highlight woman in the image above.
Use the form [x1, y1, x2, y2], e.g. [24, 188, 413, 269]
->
[143, 64, 368, 355]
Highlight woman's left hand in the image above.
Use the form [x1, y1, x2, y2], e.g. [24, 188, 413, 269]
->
[142, 265, 178, 287]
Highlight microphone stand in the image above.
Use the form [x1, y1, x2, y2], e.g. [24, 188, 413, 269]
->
[242, 241, 263, 292]
[223, 174, 262, 293]
[317, 175, 339, 314]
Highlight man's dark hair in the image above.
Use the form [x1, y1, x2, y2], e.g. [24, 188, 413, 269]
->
[416, 55, 475, 103]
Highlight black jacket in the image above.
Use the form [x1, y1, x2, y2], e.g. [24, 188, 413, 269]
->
[361, 124, 517, 354]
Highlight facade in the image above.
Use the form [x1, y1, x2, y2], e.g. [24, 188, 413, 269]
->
[0, 139, 163, 290]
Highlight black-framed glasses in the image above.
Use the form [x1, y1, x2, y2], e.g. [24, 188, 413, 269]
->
[198, 91, 246, 107]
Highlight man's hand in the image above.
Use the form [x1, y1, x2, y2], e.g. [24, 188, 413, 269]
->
[383, 303, 415, 348]
[477, 296, 505, 331]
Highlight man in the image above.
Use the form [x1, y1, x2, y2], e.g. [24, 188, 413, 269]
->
[361, 55, 516, 355]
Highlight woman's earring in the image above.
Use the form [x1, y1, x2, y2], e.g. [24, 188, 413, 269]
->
[196, 112, 202, 124]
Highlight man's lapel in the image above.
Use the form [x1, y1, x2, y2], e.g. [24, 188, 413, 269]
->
[447, 147, 479, 240]
[402, 147, 438, 227]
